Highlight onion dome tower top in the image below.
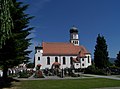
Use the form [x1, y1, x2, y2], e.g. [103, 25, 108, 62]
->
[70, 26, 78, 33]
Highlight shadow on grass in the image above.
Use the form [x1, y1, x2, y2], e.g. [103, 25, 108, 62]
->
[0, 77, 19, 88]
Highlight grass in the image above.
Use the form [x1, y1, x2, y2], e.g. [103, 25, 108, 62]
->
[18, 78, 120, 89]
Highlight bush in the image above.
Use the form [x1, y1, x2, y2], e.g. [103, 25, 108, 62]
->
[84, 65, 106, 75]
[71, 73, 80, 77]
[18, 70, 32, 78]
[34, 70, 44, 78]
[109, 66, 120, 75]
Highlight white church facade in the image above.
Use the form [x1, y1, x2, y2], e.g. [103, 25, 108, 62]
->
[34, 26, 92, 70]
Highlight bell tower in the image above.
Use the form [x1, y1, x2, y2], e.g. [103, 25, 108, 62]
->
[70, 26, 79, 46]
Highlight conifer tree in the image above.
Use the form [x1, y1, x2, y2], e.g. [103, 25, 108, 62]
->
[94, 34, 109, 69]
[0, 0, 33, 78]
[114, 51, 120, 67]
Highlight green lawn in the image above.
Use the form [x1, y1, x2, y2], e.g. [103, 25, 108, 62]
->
[19, 78, 120, 89]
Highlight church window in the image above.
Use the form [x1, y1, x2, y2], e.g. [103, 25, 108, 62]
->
[47, 57, 50, 65]
[82, 63, 84, 66]
[88, 56, 90, 63]
[63, 57, 66, 65]
[76, 58, 79, 61]
[55, 57, 58, 62]
[38, 57, 40, 61]
[70, 57, 73, 65]
[82, 58, 84, 61]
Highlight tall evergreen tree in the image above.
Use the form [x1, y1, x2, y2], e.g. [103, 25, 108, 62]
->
[0, 0, 33, 78]
[114, 51, 120, 67]
[94, 34, 109, 69]
[0, 0, 14, 48]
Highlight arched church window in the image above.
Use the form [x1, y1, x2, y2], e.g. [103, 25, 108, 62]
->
[70, 57, 73, 65]
[47, 57, 50, 65]
[88, 56, 90, 63]
[38, 57, 40, 61]
[82, 58, 84, 61]
[55, 57, 58, 62]
[63, 57, 66, 65]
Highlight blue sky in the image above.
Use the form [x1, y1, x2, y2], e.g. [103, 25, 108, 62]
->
[19, 0, 120, 62]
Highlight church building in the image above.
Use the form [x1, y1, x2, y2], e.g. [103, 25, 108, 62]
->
[34, 26, 91, 70]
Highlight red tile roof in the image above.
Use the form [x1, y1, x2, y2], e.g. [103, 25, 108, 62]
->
[42, 42, 90, 56]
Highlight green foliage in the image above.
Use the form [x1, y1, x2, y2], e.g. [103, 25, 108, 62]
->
[26, 62, 34, 68]
[109, 66, 120, 75]
[34, 70, 44, 78]
[115, 51, 120, 67]
[0, 0, 33, 77]
[94, 34, 110, 69]
[18, 71, 32, 78]
[0, 0, 14, 48]
[84, 65, 106, 75]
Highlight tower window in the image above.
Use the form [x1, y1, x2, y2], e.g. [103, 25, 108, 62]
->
[76, 41, 78, 44]
[75, 41, 78, 44]
[55, 57, 58, 62]
[38, 57, 40, 61]
[63, 57, 66, 65]
[47, 57, 50, 65]
[73, 41, 74, 43]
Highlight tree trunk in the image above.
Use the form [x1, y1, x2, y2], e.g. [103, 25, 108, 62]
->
[3, 67, 8, 78]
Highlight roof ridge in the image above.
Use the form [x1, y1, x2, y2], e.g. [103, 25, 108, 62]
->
[43, 42, 70, 43]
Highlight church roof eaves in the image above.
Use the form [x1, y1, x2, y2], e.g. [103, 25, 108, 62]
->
[42, 42, 90, 56]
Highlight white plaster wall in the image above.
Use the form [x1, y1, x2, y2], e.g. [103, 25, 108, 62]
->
[80, 54, 92, 68]
[35, 49, 92, 69]
[40, 56, 77, 69]
[35, 49, 43, 68]
[35, 51, 77, 69]
[74, 63, 80, 69]
[86, 54, 92, 67]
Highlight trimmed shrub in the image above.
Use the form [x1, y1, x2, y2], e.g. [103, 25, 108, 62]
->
[84, 65, 106, 75]
[34, 70, 44, 78]
[18, 70, 33, 78]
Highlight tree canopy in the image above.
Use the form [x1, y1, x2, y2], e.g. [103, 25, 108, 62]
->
[114, 51, 120, 67]
[94, 34, 109, 69]
[0, 0, 33, 77]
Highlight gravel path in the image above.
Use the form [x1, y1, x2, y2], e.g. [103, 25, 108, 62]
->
[83, 74, 120, 80]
